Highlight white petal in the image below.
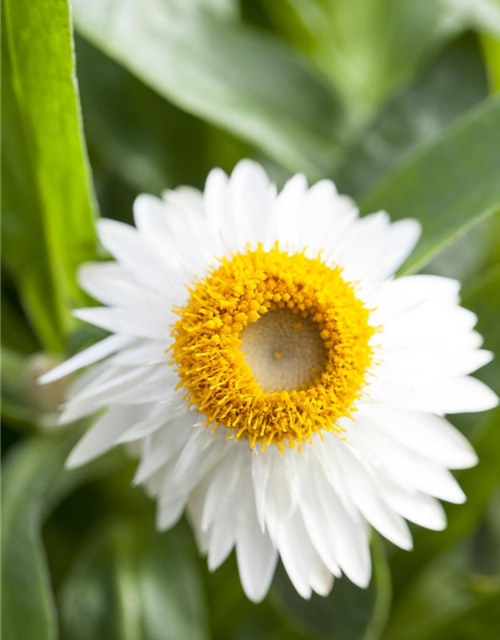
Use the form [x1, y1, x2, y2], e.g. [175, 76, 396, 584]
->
[236, 488, 278, 603]
[330, 438, 414, 550]
[201, 451, 241, 531]
[97, 218, 185, 293]
[66, 405, 146, 468]
[270, 173, 308, 250]
[73, 307, 171, 341]
[338, 216, 421, 283]
[358, 404, 478, 469]
[134, 193, 215, 275]
[347, 421, 466, 504]
[369, 275, 460, 318]
[132, 415, 196, 486]
[38, 335, 132, 384]
[204, 167, 241, 251]
[116, 403, 176, 444]
[78, 261, 179, 314]
[252, 451, 272, 531]
[379, 348, 493, 379]
[207, 509, 236, 571]
[369, 374, 499, 414]
[108, 341, 169, 367]
[293, 454, 369, 586]
[278, 509, 332, 599]
[380, 481, 447, 531]
[229, 159, 275, 246]
[156, 495, 186, 531]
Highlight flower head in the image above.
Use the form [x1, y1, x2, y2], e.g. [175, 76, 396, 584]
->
[41, 160, 498, 602]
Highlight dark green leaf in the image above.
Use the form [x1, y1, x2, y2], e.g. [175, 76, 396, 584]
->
[60, 521, 209, 640]
[72, 0, 346, 180]
[271, 535, 391, 640]
[1, 0, 98, 352]
[335, 34, 488, 197]
[358, 96, 500, 274]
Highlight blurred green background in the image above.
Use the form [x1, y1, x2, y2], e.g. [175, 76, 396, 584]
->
[2, 0, 500, 639]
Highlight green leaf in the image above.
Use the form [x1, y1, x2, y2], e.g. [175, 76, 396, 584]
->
[1, 0, 98, 352]
[60, 521, 209, 640]
[1, 431, 120, 640]
[270, 535, 391, 640]
[72, 0, 346, 180]
[335, 34, 488, 197]
[358, 96, 500, 274]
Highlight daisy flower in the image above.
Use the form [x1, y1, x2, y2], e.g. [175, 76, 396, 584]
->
[41, 160, 498, 602]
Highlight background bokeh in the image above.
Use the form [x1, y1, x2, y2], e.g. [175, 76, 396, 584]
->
[2, 1, 500, 639]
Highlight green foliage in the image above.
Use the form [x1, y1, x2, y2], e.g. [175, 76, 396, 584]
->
[72, 0, 347, 181]
[1, 431, 121, 640]
[60, 521, 209, 640]
[1, 0, 98, 352]
[2, 0, 500, 639]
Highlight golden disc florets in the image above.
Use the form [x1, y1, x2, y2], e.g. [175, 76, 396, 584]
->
[171, 244, 375, 450]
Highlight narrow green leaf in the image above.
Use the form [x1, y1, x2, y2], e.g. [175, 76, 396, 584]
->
[359, 96, 500, 274]
[60, 521, 210, 640]
[1, 0, 98, 352]
[72, 0, 346, 180]
[271, 535, 391, 640]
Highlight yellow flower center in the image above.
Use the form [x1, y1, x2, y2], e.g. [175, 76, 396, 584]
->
[171, 245, 375, 451]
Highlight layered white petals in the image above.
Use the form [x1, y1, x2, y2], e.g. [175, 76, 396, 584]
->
[236, 484, 278, 603]
[67, 405, 147, 468]
[39, 335, 132, 384]
[54, 159, 496, 605]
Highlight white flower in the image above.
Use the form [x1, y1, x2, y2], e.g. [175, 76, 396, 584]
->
[41, 160, 498, 602]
